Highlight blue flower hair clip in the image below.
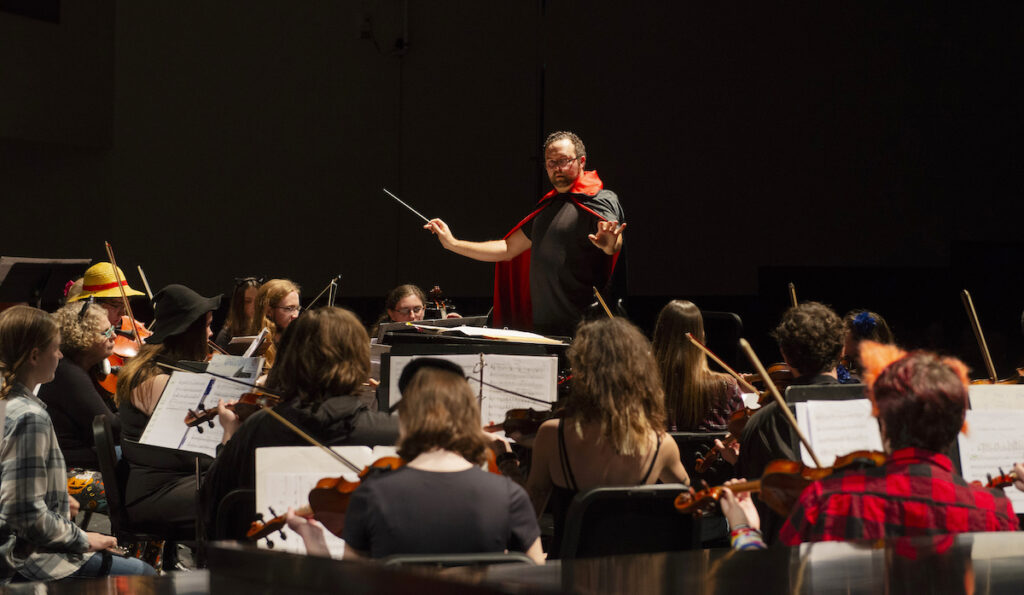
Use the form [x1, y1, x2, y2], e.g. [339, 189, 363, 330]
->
[853, 311, 877, 335]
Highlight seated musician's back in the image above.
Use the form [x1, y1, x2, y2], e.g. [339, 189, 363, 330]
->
[524, 317, 691, 555]
[778, 342, 1018, 544]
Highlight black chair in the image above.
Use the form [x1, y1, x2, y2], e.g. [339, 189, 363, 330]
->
[559, 484, 700, 559]
[381, 552, 535, 567]
[213, 488, 256, 542]
[92, 415, 197, 546]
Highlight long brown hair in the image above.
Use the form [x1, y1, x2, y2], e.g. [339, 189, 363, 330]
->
[567, 317, 666, 456]
[652, 300, 733, 430]
[396, 366, 490, 465]
[0, 306, 59, 399]
[264, 307, 369, 406]
[116, 315, 210, 406]
[250, 278, 300, 367]
[223, 277, 262, 337]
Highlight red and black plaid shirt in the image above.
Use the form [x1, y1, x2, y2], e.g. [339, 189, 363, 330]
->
[779, 447, 1019, 546]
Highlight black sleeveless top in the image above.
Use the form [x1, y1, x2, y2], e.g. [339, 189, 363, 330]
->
[548, 418, 662, 557]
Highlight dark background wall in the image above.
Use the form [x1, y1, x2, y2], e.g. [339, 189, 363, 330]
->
[1, 2, 1021, 374]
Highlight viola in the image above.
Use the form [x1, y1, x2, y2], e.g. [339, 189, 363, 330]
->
[247, 456, 406, 543]
[676, 450, 887, 517]
[184, 391, 282, 430]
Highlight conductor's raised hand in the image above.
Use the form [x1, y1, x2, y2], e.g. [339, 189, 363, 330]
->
[588, 220, 626, 255]
[424, 218, 458, 250]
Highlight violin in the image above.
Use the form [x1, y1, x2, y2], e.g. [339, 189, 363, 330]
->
[978, 468, 1018, 490]
[677, 450, 887, 517]
[484, 408, 557, 435]
[184, 391, 282, 430]
[740, 363, 796, 403]
[96, 315, 153, 394]
[246, 456, 406, 544]
[427, 285, 457, 319]
[693, 407, 757, 473]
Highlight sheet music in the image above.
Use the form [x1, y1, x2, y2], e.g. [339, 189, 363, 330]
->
[139, 355, 263, 457]
[958, 409, 1024, 512]
[254, 445, 398, 554]
[386, 353, 558, 425]
[410, 324, 565, 344]
[476, 353, 558, 426]
[967, 385, 1024, 411]
[796, 399, 883, 466]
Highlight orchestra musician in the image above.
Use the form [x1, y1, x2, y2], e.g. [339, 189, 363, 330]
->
[369, 284, 427, 338]
[201, 306, 399, 540]
[652, 300, 745, 431]
[836, 309, 894, 383]
[249, 278, 301, 368]
[719, 301, 845, 542]
[214, 276, 263, 350]
[37, 301, 119, 470]
[424, 131, 625, 336]
[0, 306, 154, 581]
[115, 285, 220, 539]
[495, 317, 690, 556]
[720, 342, 1019, 546]
[286, 357, 543, 563]
[66, 262, 147, 327]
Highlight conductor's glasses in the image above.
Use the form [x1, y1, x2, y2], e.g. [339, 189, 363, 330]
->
[545, 156, 579, 170]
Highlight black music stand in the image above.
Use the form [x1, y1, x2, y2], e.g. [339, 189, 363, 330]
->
[0, 256, 91, 309]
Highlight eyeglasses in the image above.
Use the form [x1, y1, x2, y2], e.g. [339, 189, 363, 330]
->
[101, 325, 117, 339]
[394, 306, 424, 316]
[275, 305, 301, 314]
[545, 156, 579, 170]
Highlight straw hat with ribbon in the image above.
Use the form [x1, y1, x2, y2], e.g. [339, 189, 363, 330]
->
[67, 262, 145, 302]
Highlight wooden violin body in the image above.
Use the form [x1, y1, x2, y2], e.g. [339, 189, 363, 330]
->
[247, 456, 405, 542]
[484, 408, 556, 435]
[97, 316, 152, 394]
[677, 450, 887, 517]
[184, 391, 282, 429]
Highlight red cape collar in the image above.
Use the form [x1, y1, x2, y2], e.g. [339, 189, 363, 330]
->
[539, 170, 604, 202]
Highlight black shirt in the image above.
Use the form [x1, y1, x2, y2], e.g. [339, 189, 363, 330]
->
[202, 395, 399, 539]
[342, 466, 540, 558]
[523, 189, 624, 336]
[36, 359, 118, 469]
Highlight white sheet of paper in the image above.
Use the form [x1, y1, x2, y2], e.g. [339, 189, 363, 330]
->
[796, 399, 883, 466]
[410, 324, 565, 344]
[254, 445, 399, 554]
[386, 353, 557, 425]
[958, 409, 1024, 513]
[139, 356, 263, 457]
[967, 384, 1024, 411]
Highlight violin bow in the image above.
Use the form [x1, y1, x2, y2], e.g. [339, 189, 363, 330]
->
[104, 241, 145, 350]
[738, 338, 823, 468]
[960, 289, 999, 384]
[156, 361, 361, 474]
[787, 282, 798, 309]
[685, 333, 760, 395]
[592, 286, 614, 319]
[137, 265, 154, 301]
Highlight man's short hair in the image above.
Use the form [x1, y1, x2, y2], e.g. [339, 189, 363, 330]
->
[771, 302, 844, 376]
[871, 350, 968, 452]
[543, 131, 586, 159]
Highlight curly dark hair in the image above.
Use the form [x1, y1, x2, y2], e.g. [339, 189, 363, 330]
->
[543, 131, 587, 159]
[771, 302, 844, 376]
